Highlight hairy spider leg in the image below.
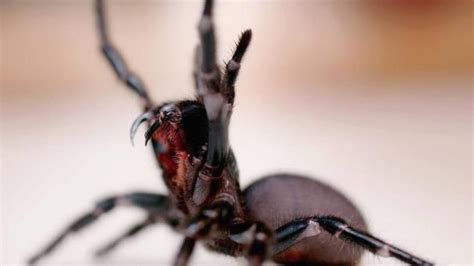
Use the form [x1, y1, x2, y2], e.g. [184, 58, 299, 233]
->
[27, 192, 170, 265]
[274, 216, 433, 266]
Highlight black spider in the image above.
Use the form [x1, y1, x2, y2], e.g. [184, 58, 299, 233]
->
[28, 0, 433, 265]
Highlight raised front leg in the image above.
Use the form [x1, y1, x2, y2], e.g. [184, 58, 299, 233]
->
[27, 192, 170, 265]
[191, 0, 253, 209]
[95, 0, 153, 110]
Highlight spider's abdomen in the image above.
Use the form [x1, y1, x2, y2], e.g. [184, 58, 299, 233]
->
[244, 174, 367, 265]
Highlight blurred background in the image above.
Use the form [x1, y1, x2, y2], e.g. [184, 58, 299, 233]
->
[1, 0, 472, 265]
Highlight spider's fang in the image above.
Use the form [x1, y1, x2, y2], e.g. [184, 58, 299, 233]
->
[144, 119, 161, 146]
[130, 111, 153, 146]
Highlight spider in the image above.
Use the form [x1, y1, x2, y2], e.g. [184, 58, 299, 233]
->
[28, 0, 433, 265]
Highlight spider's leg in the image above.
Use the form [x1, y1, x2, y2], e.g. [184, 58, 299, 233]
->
[222, 30, 252, 105]
[193, 2, 254, 180]
[316, 216, 433, 265]
[193, 0, 219, 98]
[172, 201, 233, 266]
[174, 237, 196, 266]
[192, 45, 201, 92]
[95, 0, 153, 110]
[193, 0, 230, 185]
[273, 216, 433, 266]
[94, 214, 156, 258]
[27, 192, 170, 265]
[230, 222, 273, 266]
[196, 0, 220, 94]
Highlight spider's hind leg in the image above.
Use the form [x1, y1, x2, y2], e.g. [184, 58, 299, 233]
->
[273, 216, 433, 266]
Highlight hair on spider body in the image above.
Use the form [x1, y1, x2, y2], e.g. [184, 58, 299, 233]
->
[27, 0, 433, 265]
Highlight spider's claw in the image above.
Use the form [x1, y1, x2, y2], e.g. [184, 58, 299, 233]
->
[144, 119, 161, 146]
[130, 111, 153, 146]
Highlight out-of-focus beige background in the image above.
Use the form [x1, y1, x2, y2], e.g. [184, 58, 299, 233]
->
[1, 0, 472, 265]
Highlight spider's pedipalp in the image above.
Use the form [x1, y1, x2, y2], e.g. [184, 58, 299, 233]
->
[223, 30, 252, 104]
[231, 30, 252, 63]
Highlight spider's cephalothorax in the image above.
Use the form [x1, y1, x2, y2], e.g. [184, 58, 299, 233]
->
[28, 1, 433, 265]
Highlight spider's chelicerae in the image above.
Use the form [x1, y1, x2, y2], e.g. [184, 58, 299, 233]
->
[28, 0, 433, 265]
